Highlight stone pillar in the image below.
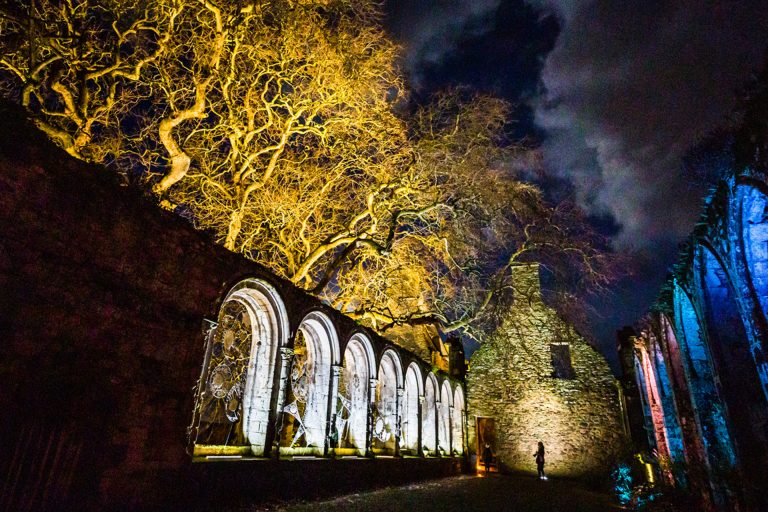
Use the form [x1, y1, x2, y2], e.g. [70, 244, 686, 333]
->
[433, 398, 443, 457]
[366, 377, 377, 457]
[271, 346, 294, 458]
[462, 408, 467, 455]
[449, 404, 455, 456]
[418, 394, 425, 457]
[395, 386, 404, 457]
[325, 364, 342, 457]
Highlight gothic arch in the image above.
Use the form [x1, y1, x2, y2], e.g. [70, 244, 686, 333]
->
[337, 333, 376, 453]
[422, 372, 439, 454]
[636, 344, 673, 471]
[373, 349, 403, 454]
[193, 278, 289, 457]
[280, 311, 339, 454]
[736, 182, 768, 396]
[673, 280, 737, 504]
[452, 385, 465, 454]
[402, 363, 423, 454]
[696, 244, 768, 487]
[647, 329, 685, 465]
[659, 312, 713, 504]
[438, 379, 452, 454]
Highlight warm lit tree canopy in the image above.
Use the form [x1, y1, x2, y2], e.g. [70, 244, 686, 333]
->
[0, 0, 617, 349]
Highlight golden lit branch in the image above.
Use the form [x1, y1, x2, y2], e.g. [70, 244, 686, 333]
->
[0, 1, 618, 348]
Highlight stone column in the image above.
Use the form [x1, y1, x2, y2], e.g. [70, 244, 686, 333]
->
[418, 395, 425, 457]
[271, 346, 294, 459]
[461, 408, 467, 455]
[449, 404, 455, 456]
[395, 386, 404, 457]
[432, 398, 443, 457]
[366, 377, 377, 457]
[325, 364, 342, 457]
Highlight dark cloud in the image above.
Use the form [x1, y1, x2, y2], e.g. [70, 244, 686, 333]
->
[531, 0, 768, 248]
[385, 0, 768, 369]
[386, 0, 502, 85]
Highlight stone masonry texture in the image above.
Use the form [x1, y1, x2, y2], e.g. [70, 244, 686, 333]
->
[466, 264, 628, 479]
[0, 103, 459, 511]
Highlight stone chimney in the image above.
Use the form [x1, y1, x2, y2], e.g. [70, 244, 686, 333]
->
[512, 263, 543, 305]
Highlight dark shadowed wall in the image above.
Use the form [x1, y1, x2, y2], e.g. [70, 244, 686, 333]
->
[0, 104, 460, 511]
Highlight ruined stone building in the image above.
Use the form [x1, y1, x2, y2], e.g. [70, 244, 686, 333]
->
[466, 264, 627, 478]
[622, 172, 768, 511]
[0, 104, 467, 511]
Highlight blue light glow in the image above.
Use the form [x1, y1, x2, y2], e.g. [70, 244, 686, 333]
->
[739, 185, 768, 399]
[673, 283, 737, 470]
[651, 344, 686, 476]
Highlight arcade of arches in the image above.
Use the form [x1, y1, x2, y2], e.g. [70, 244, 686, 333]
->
[623, 175, 768, 511]
[190, 278, 466, 459]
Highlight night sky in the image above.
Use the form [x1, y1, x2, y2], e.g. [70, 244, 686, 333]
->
[384, 0, 768, 371]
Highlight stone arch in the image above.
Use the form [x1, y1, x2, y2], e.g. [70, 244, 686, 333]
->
[673, 281, 737, 503]
[659, 312, 713, 505]
[193, 278, 288, 457]
[696, 244, 768, 487]
[647, 334, 685, 466]
[452, 385, 465, 454]
[402, 363, 423, 454]
[337, 333, 376, 453]
[635, 344, 673, 476]
[422, 372, 439, 454]
[280, 311, 340, 454]
[736, 182, 768, 396]
[373, 349, 403, 454]
[438, 379, 452, 454]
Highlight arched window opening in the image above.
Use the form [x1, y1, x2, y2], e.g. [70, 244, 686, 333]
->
[402, 364, 423, 454]
[422, 373, 438, 455]
[741, 185, 768, 318]
[698, 247, 768, 480]
[372, 350, 402, 454]
[452, 385, 465, 455]
[738, 184, 768, 396]
[673, 282, 737, 502]
[280, 312, 338, 456]
[438, 380, 452, 455]
[336, 335, 374, 455]
[192, 279, 287, 457]
[637, 347, 674, 482]
[660, 313, 711, 496]
[649, 340, 685, 466]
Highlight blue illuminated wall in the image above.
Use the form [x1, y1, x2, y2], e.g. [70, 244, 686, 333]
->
[738, 184, 768, 399]
[672, 283, 737, 502]
[633, 355, 657, 453]
[697, 245, 768, 501]
[629, 164, 768, 510]
[649, 343, 685, 472]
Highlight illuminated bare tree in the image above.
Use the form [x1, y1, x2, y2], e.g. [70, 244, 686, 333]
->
[0, 0, 179, 163]
[0, 1, 617, 346]
[327, 93, 617, 342]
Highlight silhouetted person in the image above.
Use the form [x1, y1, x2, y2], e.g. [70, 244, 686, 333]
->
[534, 441, 547, 480]
[482, 443, 493, 474]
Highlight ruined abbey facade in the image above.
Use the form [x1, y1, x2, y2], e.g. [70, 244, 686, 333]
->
[622, 171, 768, 511]
[0, 105, 465, 511]
[467, 264, 627, 478]
[0, 103, 628, 510]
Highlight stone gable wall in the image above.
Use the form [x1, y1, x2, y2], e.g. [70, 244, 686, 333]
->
[466, 265, 628, 478]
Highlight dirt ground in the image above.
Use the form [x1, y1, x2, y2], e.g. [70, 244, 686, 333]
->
[242, 473, 624, 512]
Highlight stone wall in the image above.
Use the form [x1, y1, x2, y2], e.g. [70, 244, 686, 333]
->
[466, 264, 628, 479]
[627, 173, 768, 511]
[0, 103, 460, 511]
